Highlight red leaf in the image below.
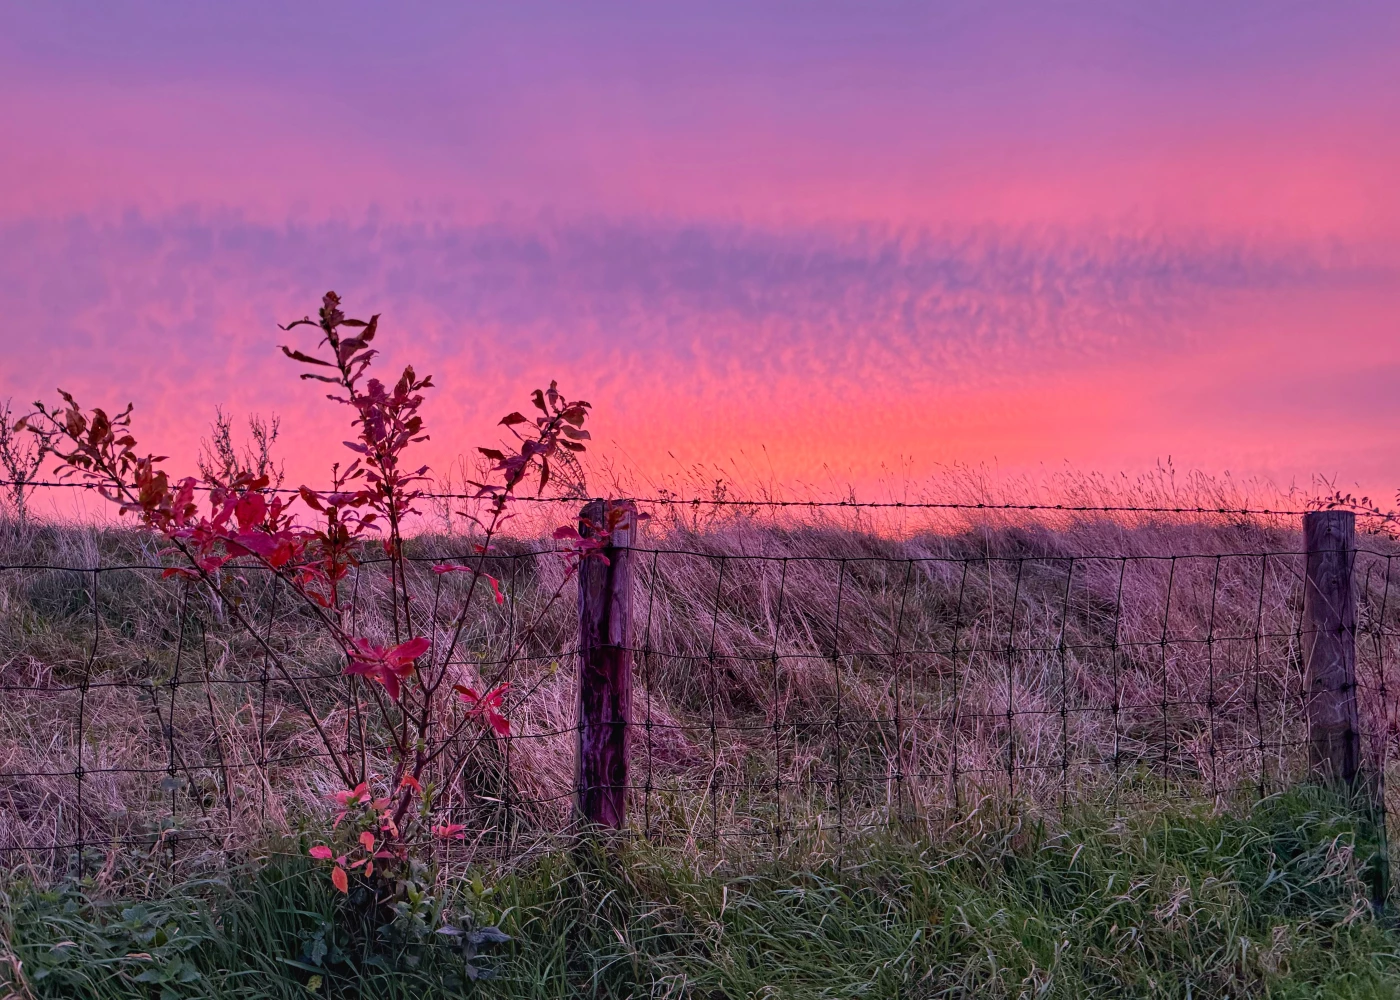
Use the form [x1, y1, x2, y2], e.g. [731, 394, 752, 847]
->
[345, 637, 430, 701]
[456, 682, 512, 736]
[390, 637, 431, 662]
[279, 346, 336, 367]
[359, 831, 376, 852]
[486, 574, 505, 605]
[309, 845, 333, 860]
[331, 866, 349, 894]
[331, 783, 370, 808]
[233, 493, 268, 531]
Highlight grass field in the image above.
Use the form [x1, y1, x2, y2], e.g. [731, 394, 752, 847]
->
[1, 788, 1395, 998]
[2, 501, 1399, 997]
[5, 508, 1398, 856]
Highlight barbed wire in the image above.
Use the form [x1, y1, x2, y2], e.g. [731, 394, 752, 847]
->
[0, 477, 1360, 517]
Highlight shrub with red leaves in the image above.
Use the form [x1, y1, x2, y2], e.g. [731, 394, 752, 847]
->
[30, 291, 609, 901]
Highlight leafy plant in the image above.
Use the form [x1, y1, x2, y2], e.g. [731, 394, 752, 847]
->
[27, 292, 626, 943]
[8, 882, 218, 999]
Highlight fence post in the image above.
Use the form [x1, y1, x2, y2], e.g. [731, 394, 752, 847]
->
[575, 498, 635, 828]
[1302, 510, 1360, 785]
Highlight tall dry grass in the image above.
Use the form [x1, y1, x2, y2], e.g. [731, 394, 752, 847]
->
[0, 503, 1397, 871]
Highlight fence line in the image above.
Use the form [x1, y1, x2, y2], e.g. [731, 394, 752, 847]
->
[0, 506, 1393, 878]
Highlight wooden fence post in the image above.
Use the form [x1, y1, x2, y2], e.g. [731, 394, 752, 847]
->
[575, 499, 635, 827]
[1302, 510, 1360, 785]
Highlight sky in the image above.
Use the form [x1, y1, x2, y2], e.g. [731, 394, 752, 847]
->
[2, 1, 1398, 507]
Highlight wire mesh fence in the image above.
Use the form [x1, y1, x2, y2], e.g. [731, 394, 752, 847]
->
[0, 502, 1395, 876]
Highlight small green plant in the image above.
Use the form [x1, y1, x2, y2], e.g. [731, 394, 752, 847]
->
[6, 881, 219, 999]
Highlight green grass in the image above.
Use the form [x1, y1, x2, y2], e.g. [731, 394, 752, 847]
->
[3, 789, 1398, 999]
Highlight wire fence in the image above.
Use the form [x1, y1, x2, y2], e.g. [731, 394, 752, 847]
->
[0, 477, 1336, 515]
[0, 501, 1394, 876]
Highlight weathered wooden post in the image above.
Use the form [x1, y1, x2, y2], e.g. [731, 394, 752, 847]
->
[1302, 510, 1360, 785]
[575, 498, 636, 827]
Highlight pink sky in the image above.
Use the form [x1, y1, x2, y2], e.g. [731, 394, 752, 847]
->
[3, 2, 1398, 506]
